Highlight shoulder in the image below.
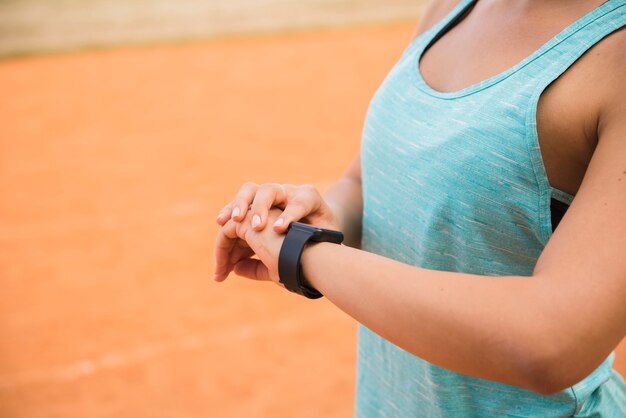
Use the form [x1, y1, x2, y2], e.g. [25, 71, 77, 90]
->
[589, 27, 626, 133]
[548, 25, 626, 145]
[411, 0, 464, 40]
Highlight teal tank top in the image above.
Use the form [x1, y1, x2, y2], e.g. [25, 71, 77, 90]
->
[357, 0, 626, 416]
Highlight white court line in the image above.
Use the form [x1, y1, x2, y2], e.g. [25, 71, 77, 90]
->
[0, 311, 340, 391]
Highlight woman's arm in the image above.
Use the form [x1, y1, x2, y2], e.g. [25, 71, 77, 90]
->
[217, 80, 626, 394]
[300, 79, 626, 395]
[215, 0, 626, 395]
[213, 155, 363, 281]
[322, 155, 363, 248]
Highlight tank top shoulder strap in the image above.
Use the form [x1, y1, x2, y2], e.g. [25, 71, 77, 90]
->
[527, 0, 626, 94]
[405, 0, 477, 55]
[522, 0, 626, 241]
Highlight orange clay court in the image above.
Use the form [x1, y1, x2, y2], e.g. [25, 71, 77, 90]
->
[0, 22, 625, 418]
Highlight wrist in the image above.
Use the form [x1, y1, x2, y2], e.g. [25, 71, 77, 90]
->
[324, 202, 345, 230]
[300, 241, 334, 294]
[277, 222, 343, 298]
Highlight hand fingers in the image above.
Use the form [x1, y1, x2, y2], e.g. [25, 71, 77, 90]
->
[214, 228, 237, 282]
[215, 212, 285, 284]
[227, 241, 254, 277]
[229, 182, 259, 222]
[216, 203, 233, 226]
[249, 183, 287, 231]
[215, 234, 254, 282]
[272, 185, 321, 232]
[216, 182, 290, 227]
[214, 219, 253, 281]
[233, 258, 273, 282]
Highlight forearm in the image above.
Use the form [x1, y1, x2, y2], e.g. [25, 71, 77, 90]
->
[300, 242, 567, 394]
[323, 177, 363, 248]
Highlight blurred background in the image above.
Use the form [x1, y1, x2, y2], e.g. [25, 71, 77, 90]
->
[0, 1, 425, 417]
[0, 0, 424, 57]
[1, 1, 625, 417]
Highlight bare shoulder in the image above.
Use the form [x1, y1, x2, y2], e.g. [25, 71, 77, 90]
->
[588, 27, 626, 130]
[547, 26, 626, 145]
[566, 26, 626, 119]
[412, 0, 463, 40]
[587, 26, 626, 76]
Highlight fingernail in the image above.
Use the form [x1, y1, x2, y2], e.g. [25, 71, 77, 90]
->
[274, 218, 284, 227]
[231, 207, 240, 219]
[252, 214, 261, 228]
[216, 213, 224, 221]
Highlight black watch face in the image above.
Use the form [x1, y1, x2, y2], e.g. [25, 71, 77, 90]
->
[289, 222, 343, 244]
[290, 222, 320, 234]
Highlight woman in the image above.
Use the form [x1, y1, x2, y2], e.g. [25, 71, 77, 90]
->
[214, 0, 626, 415]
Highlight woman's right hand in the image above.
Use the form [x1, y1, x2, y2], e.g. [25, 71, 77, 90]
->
[215, 182, 340, 233]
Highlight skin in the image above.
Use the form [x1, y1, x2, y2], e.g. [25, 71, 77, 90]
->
[214, 0, 626, 395]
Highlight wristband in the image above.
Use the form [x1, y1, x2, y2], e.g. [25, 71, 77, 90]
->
[278, 222, 344, 299]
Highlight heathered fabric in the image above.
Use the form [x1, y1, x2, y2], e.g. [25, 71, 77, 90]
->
[356, 0, 626, 416]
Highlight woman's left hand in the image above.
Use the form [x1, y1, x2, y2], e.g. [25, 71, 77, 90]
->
[213, 207, 286, 284]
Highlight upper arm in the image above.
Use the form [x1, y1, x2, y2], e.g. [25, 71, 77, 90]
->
[531, 35, 626, 387]
[343, 153, 361, 184]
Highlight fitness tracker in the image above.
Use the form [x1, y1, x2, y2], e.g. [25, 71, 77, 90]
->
[278, 222, 344, 299]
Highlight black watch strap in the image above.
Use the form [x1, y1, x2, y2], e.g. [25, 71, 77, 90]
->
[278, 222, 343, 299]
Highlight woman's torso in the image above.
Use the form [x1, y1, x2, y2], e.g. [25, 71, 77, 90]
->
[356, 0, 626, 416]
[420, 0, 622, 197]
